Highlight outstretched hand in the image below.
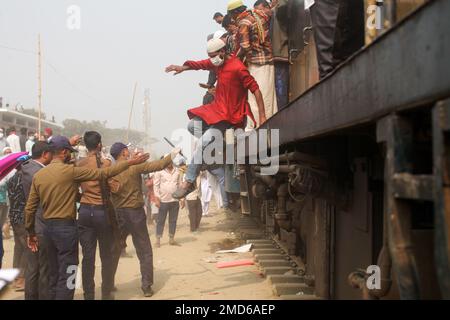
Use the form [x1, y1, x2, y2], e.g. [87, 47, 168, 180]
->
[70, 135, 82, 146]
[165, 65, 187, 75]
[128, 153, 150, 166]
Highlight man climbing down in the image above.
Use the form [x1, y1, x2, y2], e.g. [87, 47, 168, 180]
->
[165, 37, 266, 199]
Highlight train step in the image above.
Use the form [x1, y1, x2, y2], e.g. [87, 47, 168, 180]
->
[246, 239, 274, 245]
[262, 267, 296, 276]
[251, 244, 277, 250]
[253, 249, 284, 255]
[258, 260, 293, 268]
[254, 254, 287, 262]
[267, 275, 305, 285]
[272, 283, 315, 296]
[240, 230, 265, 240]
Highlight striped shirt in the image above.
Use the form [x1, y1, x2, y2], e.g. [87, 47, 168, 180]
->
[236, 9, 273, 65]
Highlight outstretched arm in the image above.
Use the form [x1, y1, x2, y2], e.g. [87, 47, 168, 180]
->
[166, 59, 215, 75]
[165, 64, 192, 75]
[239, 67, 267, 126]
[134, 155, 173, 175]
[73, 153, 149, 183]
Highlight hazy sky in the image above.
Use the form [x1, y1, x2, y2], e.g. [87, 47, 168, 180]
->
[0, 0, 255, 155]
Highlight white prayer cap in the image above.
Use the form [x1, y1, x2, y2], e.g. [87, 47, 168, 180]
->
[207, 38, 226, 53]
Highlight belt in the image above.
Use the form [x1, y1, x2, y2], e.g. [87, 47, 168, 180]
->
[80, 203, 106, 209]
[43, 218, 76, 226]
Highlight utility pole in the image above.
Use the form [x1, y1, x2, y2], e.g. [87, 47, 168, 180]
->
[143, 88, 150, 151]
[126, 82, 138, 144]
[37, 34, 43, 138]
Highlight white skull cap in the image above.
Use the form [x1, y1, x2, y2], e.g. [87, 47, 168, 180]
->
[207, 38, 226, 53]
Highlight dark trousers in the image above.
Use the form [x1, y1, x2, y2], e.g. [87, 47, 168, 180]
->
[310, 0, 340, 79]
[113, 208, 153, 290]
[78, 205, 115, 299]
[275, 62, 290, 109]
[187, 199, 202, 232]
[44, 219, 79, 300]
[203, 92, 215, 105]
[12, 223, 28, 278]
[25, 233, 51, 300]
[310, 0, 365, 79]
[156, 202, 180, 238]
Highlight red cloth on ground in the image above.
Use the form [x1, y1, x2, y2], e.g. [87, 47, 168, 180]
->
[183, 57, 259, 128]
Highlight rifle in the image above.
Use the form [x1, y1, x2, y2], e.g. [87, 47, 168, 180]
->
[95, 153, 126, 254]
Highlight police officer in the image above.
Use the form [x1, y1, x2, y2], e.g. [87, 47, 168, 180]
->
[24, 136, 150, 300]
[109, 143, 178, 297]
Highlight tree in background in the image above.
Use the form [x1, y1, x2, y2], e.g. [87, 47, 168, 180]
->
[62, 118, 148, 147]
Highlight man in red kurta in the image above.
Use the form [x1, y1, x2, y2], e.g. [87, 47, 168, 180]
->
[165, 37, 266, 199]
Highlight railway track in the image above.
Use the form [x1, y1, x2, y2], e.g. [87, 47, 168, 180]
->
[233, 215, 320, 300]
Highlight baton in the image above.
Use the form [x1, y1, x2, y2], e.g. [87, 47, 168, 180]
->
[163, 137, 186, 159]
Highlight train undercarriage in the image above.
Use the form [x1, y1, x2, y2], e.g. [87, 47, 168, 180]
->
[239, 0, 450, 300]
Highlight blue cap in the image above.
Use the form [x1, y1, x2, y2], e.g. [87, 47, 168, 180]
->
[110, 142, 128, 159]
[49, 136, 77, 153]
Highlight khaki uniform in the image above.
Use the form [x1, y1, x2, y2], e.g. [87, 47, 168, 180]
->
[109, 155, 172, 209]
[110, 155, 172, 291]
[25, 159, 129, 235]
[77, 155, 111, 205]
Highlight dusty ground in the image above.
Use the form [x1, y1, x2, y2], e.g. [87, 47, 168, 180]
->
[1, 204, 275, 300]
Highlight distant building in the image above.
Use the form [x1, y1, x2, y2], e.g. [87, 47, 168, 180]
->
[0, 108, 63, 135]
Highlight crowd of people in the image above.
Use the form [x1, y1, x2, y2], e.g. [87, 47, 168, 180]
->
[0, 0, 356, 300]
[0, 124, 228, 300]
[0, 126, 54, 244]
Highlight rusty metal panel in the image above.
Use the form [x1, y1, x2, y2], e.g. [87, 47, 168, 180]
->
[392, 173, 434, 201]
[334, 158, 373, 299]
[432, 100, 450, 299]
[259, 0, 450, 149]
[311, 199, 332, 299]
